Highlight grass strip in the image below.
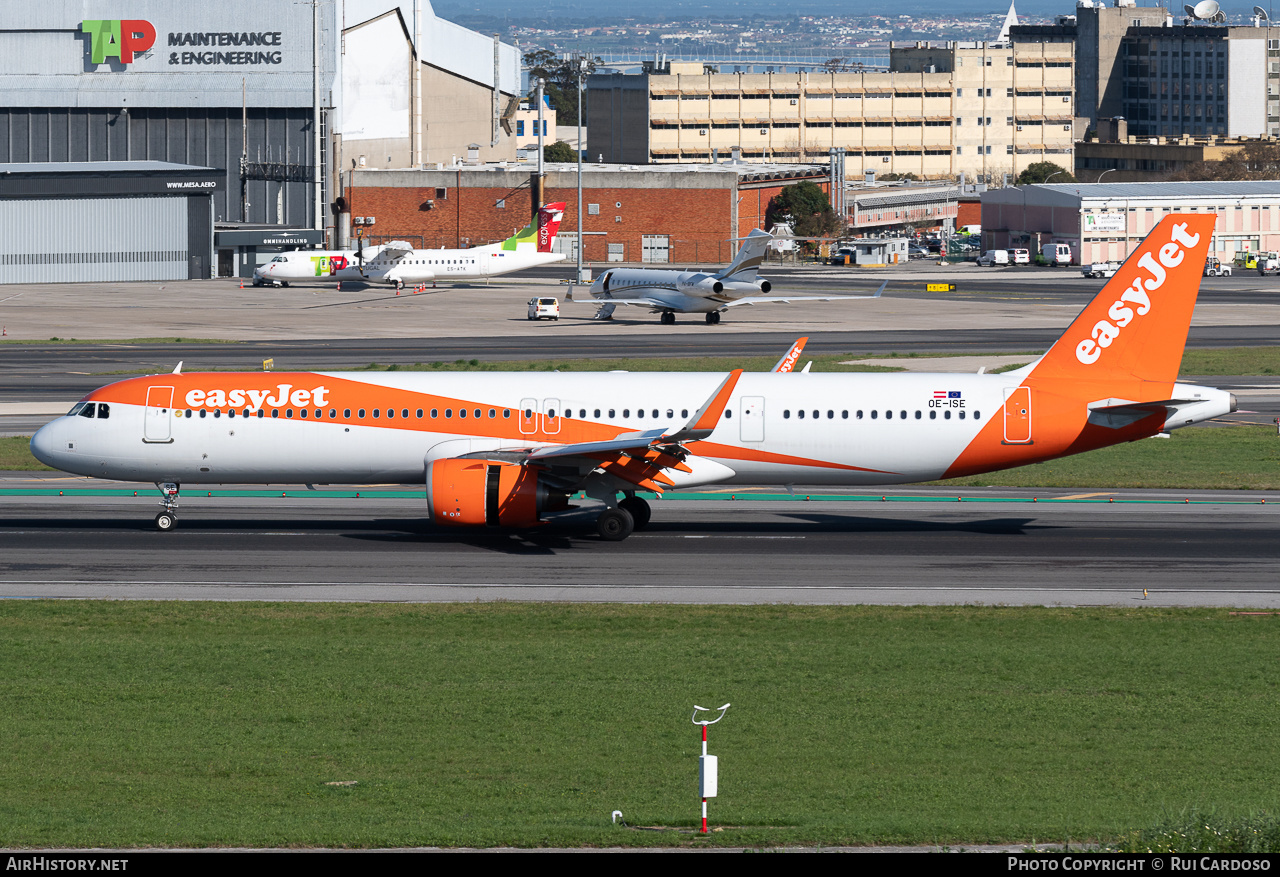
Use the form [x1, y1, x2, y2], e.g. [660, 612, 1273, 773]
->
[0, 603, 1277, 849]
[0, 437, 52, 471]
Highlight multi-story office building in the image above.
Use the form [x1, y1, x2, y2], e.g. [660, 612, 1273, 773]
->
[1012, 1, 1280, 139]
[587, 39, 1075, 182]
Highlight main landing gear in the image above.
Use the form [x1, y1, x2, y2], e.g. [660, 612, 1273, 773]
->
[660, 311, 676, 325]
[596, 495, 651, 541]
[704, 311, 721, 325]
[154, 482, 180, 531]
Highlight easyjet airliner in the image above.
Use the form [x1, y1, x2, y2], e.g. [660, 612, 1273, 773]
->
[32, 215, 1233, 540]
[252, 203, 566, 289]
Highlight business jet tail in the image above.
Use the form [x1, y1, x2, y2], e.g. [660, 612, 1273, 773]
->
[714, 229, 772, 282]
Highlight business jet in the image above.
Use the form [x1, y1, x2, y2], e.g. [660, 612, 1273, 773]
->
[571, 228, 883, 324]
[252, 202, 566, 289]
[33, 215, 1233, 541]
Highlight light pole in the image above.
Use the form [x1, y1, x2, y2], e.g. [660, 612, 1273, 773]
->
[1095, 168, 1117, 184]
[576, 57, 588, 283]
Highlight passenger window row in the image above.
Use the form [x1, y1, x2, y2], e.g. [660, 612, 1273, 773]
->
[782, 408, 981, 421]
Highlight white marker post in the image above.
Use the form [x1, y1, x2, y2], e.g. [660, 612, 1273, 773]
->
[692, 703, 730, 834]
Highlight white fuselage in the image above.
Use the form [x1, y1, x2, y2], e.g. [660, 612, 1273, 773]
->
[253, 245, 565, 287]
[29, 370, 1233, 488]
[588, 268, 767, 314]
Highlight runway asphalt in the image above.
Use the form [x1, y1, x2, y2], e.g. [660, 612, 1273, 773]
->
[2, 479, 1278, 608]
[2, 270, 1278, 608]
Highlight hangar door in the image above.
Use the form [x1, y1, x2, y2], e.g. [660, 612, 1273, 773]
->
[642, 235, 670, 264]
[0, 196, 188, 285]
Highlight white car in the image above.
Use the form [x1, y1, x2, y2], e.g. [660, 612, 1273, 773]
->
[978, 250, 1009, 267]
[527, 297, 559, 321]
[1082, 261, 1120, 278]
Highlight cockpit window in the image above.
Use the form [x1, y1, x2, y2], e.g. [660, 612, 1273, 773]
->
[271, 255, 289, 263]
[97, 403, 109, 419]
[78, 403, 96, 419]
[67, 402, 87, 416]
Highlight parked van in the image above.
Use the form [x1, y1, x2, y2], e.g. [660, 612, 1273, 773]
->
[1040, 242, 1072, 266]
[1006, 248, 1030, 265]
[978, 249, 1010, 267]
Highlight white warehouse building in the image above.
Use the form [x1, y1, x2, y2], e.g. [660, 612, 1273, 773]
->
[981, 181, 1280, 266]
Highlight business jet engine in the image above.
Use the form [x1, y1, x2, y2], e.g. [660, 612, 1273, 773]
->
[426, 458, 568, 527]
[718, 278, 771, 294]
[676, 275, 724, 295]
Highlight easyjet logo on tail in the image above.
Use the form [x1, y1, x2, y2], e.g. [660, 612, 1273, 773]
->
[1075, 222, 1200, 366]
[185, 384, 330, 411]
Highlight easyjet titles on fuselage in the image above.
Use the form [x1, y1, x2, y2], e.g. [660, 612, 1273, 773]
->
[185, 383, 330, 412]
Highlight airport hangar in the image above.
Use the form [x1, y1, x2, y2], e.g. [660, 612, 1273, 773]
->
[343, 160, 835, 265]
[0, 1, 522, 281]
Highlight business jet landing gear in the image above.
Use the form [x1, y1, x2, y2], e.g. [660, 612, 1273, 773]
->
[596, 507, 635, 541]
[660, 311, 676, 325]
[154, 482, 180, 531]
[704, 311, 721, 325]
[618, 494, 651, 529]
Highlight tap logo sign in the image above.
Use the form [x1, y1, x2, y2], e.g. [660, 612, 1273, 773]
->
[82, 20, 157, 65]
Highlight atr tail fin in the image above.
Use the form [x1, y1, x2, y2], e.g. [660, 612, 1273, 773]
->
[537, 201, 566, 253]
[500, 202, 567, 252]
[1031, 214, 1215, 386]
[715, 229, 772, 281]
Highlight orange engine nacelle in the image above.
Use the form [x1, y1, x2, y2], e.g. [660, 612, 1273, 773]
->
[426, 458, 564, 528]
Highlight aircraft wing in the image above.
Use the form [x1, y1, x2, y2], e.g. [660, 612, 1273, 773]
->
[581, 296, 671, 309]
[456, 370, 743, 493]
[721, 281, 887, 308]
[378, 241, 416, 259]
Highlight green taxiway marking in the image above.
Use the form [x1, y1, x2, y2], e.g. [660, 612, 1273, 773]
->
[0, 488, 1269, 505]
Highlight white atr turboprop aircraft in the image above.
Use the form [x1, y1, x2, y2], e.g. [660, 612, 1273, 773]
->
[252, 202, 566, 289]
[571, 228, 882, 324]
[33, 215, 1232, 541]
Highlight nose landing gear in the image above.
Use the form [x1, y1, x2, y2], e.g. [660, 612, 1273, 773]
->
[154, 482, 180, 531]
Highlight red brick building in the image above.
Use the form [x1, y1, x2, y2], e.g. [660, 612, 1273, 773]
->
[343, 162, 829, 265]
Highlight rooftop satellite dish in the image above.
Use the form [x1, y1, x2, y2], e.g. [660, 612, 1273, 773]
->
[1184, 3, 1196, 14]
[1192, 0, 1220, 18]
[1255, 5, 1270, 19]
[1213, 10, 1226, 20]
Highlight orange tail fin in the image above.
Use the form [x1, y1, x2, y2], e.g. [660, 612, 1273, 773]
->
[1031, 213, 1215, 385]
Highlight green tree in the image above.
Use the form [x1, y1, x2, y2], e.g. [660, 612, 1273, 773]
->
[523, 49, 601, 128]
[766, 180, 844, 238]
[543, 141, 578, 163]
[1016, 161, 1076, 185]
[1170, 141, 1280, 181]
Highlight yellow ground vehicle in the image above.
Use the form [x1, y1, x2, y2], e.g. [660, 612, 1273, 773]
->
[1234, 252, 1259, 270]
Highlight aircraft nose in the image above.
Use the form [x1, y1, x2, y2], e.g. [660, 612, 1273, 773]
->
[30, 420, 62, 468]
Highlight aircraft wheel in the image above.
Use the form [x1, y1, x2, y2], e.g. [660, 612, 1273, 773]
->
[596, 507, 635, 541]
[281, 282, 290, 288]
[660, 312, 675, 325]
[155, 512, 177, 532]
[618, 496, 651, 530]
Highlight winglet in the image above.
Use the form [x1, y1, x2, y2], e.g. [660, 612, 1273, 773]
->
[871, 280, 887, 298]
[772, 337, 808, 373]
[664, 369, 743, 441]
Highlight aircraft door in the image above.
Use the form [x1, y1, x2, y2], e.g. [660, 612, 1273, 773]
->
[479, 252, 490, 275]
[542, 398, 562, 436]
[519, 398, 538, 435]
[144, 386, 174, 443]
[740, 396, 765, 442]
[1003, 386, 1032, 444]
